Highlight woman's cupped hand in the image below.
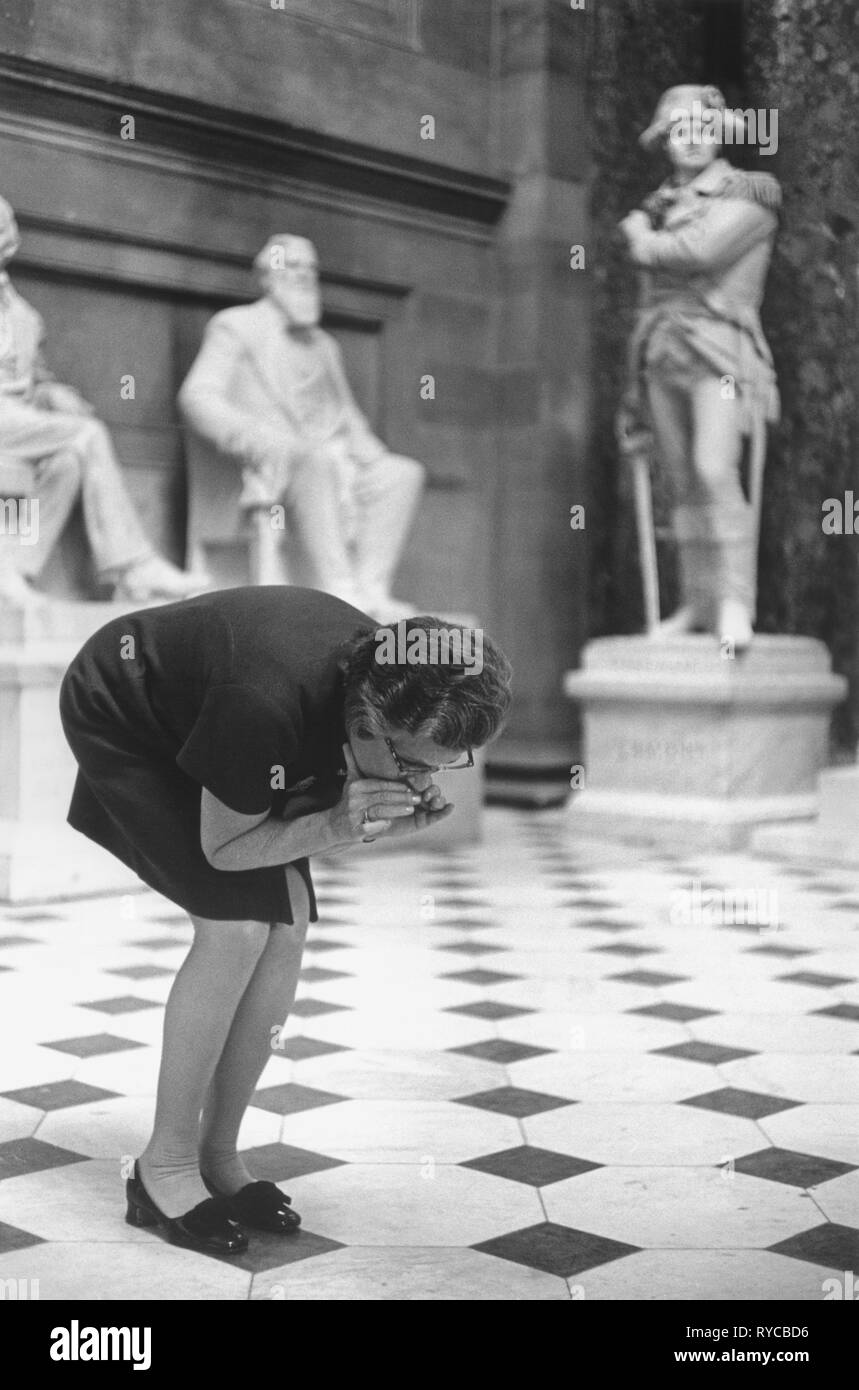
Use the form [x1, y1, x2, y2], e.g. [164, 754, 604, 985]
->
[331, 742, 454, 843]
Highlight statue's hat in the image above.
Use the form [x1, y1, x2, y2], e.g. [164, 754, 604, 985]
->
[639, 84, 747, 151]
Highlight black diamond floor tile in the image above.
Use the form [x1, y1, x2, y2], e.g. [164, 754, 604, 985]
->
[811, 1004, 859, 1022]
[681, 1087, 801, 1120]
[473, 1221, 639, 1279]
[250, 1083, 346, 1115]
[653, 1040, 757, 1065]
[0, 935, 41, 948]
[419, 878, 480, 889]
[131, 937, 186, 950]
[562, 897, 621, 911]
[445, 1001, 533, 1021]
[440, 968, 520, 986]
[732, 1147, 856, 1188]
[769, 1223, 859, 1270]
[430, 922, 495, 936]
[630, 1002, 718, 1023]
[434, 941, 506, 956]
[237, 1141, 346, 1181]
[454, 1086, 573, 1118]
[0, 1137, 89, 1180]
[272, 1035, 349, 1062]
[303, 939, 351, 954]
[590, 943, 660, 957]
[312, 917, 357, 928]
[42, 1033, 146, 1058]
[778, 971, 855, 988]
[299, 966, 353, 983]
[4, 911, 63, 921]
[209, 1226, 345, 1272]
[290, 998, 350, 1018]
[429, 896, 491, 911]
[448, 1039, 554, 1064]
[461, 1146, 601, 1186]
[105, 964, 175, 980]
[575, 919, 638, 933]
[0, 1220, 45, 1254]
[78, 995, 161, 1014]
[745, 945, 813, 958]
[609, 969, 689, 987]
[1, 1080, 120, 1111]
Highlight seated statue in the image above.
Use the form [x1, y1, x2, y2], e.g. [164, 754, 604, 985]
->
[178, 233, 425, 619]
[0, 196, 208, 609]
[617, 85, 780, 652]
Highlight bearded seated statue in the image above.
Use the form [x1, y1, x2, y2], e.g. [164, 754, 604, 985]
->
[178, 233, 425, 623]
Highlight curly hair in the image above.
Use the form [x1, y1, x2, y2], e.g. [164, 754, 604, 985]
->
[341, 617, 513, 749]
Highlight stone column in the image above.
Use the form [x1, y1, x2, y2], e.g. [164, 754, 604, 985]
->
[489, 0, 592, 748]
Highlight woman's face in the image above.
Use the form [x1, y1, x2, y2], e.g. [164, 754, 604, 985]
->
[346, 724, 469, 793]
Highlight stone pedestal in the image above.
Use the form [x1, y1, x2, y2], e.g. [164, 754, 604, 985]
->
[752, 763, 859, 866]
[0, 600, 142, 902]
[563, 635, 847, 851]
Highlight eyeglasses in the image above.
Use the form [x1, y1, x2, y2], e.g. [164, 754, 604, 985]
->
[384, 736, 473, 779]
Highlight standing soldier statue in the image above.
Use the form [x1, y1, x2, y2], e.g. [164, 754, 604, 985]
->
[617, 85, 781, 652]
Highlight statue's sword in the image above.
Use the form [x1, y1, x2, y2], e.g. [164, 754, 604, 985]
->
[616, 405, 660, 632]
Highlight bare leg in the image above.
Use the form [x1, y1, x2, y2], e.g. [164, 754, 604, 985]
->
[138, 917, 270, 1218]
[199, 867, 310, 1193]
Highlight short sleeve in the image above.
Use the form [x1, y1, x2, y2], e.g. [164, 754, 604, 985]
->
[176, 683, 299, 815]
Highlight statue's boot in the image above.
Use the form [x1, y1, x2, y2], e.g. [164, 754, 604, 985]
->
[112, 554, 212, 602]
[717, 597, 753, 653]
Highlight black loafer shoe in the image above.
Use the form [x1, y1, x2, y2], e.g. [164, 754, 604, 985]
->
[126, 1162, 248, 1254]
[201, 1173, 302, 1233]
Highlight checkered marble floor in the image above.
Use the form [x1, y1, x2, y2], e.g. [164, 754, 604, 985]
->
[0, 807, 857, 1301]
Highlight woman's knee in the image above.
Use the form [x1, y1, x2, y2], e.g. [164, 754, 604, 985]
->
[268, 917, 308, 954]
[190, 916, 271, 964]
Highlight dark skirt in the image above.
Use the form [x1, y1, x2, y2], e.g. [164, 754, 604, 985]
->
[59, 670, 318, 926]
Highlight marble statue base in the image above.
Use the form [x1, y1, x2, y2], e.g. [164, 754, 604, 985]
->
[751, 763, 859, 867]
[563, 635, 847, 852]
